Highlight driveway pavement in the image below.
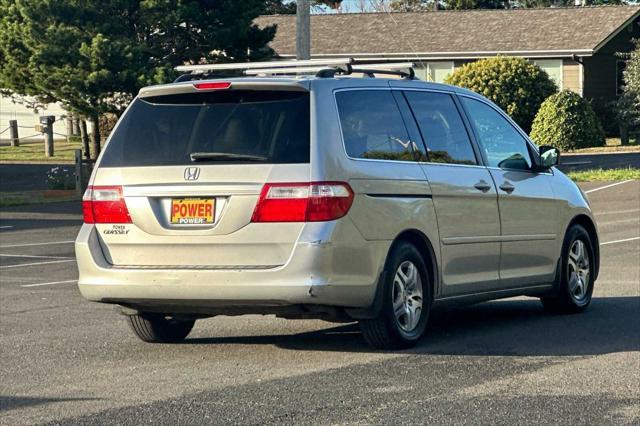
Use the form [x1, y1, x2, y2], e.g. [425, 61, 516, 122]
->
[0, 180, 638, 425]
[0, 164, 71, 192]
[558, 152, 640, 172]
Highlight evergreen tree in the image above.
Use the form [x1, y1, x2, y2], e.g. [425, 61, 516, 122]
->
[0, 0, 276, 156]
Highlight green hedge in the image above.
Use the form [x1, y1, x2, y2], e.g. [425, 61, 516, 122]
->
[530, 90, 605, 151]
[445, 56, 557, 133]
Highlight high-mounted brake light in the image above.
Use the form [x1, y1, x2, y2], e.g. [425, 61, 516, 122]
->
[193, 82, 231, 90]
[82, 186, 131, 224]
[251, 182, 354, 223]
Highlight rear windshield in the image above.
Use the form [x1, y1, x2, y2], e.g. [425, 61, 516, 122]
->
[100, 90, 310, 167]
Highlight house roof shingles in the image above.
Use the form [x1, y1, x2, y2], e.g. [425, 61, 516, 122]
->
[255, 6, 640, 58]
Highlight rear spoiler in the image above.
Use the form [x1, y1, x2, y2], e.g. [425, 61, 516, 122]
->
[138, 80, 309, 99]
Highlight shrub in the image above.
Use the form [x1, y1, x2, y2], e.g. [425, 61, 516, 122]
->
[445, 56, 557, 132]
[589, 98, 619, 137]
[46, 166, 75, 190]
[530, 90, 605, 151]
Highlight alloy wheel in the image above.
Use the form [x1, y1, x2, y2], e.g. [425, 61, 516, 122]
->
[567, 239, 590, 303]
[392, 260, 423, 332]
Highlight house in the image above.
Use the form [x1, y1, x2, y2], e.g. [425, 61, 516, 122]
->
[256, 5, 640, 106]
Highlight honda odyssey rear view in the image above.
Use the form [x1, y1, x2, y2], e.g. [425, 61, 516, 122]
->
[76, 60, 599, 349]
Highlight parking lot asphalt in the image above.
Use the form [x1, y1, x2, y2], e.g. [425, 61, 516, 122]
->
[558, 152, 640, 172]
[0, 180, 638, 425]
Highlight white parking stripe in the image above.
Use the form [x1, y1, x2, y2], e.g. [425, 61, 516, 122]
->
[585, 179, 634, 194]
[0, 259, 76, 269]
[0, 254, 73, 259]
[0, 240, 74, 249]
[0, 225, 13, 229]
[596, 209, 640, 216]
[600, 237, 640, 246]
[561, 161, 592, 166]
[21, 280, 77, 288]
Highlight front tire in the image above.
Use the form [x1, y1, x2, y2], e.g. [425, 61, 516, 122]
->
[541, 224, 595, 314]
[127, 313, 195, 343]
[360, 242, 432, 350]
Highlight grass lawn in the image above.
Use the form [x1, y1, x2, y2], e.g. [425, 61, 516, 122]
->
[0, 139, 83, 163]
[566, 167, 640, 182]
[0, 190, 79, 207]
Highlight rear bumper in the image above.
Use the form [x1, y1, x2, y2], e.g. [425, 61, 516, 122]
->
[75, 220, 389, 311]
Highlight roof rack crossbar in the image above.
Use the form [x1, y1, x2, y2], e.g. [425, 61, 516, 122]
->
[243, 62, 415, 77]
[175, 59, 354, 73]
[244, 64, 352, 76]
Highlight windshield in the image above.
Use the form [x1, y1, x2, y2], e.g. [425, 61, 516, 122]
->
[100, 90, 310, 167]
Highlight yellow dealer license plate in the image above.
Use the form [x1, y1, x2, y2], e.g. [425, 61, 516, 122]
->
[171, 198, 215, 224]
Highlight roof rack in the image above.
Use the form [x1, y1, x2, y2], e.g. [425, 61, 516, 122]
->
[173, 59, 417, 81]
[175, 59, 353, 73]
[244, 62, 415, 79]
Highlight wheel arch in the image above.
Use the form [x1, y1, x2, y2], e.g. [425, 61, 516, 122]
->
[567, 214, 600, 280]
[392, 229, 439, 298]
[345, 228, 439, 320]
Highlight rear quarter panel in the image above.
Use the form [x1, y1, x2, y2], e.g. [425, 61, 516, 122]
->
[309, 79, 442, 293]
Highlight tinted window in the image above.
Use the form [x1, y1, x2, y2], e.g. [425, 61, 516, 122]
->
[336, 90, 416, 162]
[404, 91, 477, 165]
[461, 97, 532, 170]
[100, 90, 310, 167]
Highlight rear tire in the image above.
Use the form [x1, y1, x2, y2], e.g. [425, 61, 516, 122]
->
[127, 313, 195, 343]
[360, 241, 432, 350]
[541, 224, 595, 314]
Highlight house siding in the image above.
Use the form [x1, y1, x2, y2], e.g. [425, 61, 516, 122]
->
[583, 16, 640, 102]
[563, 59, 582, 95]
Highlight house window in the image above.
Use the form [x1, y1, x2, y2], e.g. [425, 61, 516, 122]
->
[534, 59, 563, 90]
[415, 62, 454, 83]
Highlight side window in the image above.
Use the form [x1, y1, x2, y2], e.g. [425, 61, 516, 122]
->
[335, 90, 416, 162]
[461, 97, 533, 171]
[404, 91, 477, 165]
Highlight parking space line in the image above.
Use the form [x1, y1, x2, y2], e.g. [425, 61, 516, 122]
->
[21, 280, 77, 288]
[585, 179, 634, 194]
[561, 161, 592, 166]
[0, 225, 13, 229]
[600, 236, 640, 246]
[596, 209, 640, 216]
[0, 254, 73, 259]
[0, 259, 76, 269]
[0, 240, 74, 249]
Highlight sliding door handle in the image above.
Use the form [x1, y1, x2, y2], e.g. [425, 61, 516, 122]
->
[474, 180, 492, 193]
[499, 182, 515, 194]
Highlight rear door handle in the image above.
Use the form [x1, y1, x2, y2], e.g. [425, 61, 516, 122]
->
[474, 180, 492, 193]
[499, 182, 515, 194]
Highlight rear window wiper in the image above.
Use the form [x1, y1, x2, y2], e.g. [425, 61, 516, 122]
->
[189, 152, 268, 162]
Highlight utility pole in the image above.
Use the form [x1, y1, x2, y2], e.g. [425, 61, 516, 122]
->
[296, 0, 311, 60]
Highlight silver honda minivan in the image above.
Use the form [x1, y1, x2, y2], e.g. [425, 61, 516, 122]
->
[76, 63, 599, 349]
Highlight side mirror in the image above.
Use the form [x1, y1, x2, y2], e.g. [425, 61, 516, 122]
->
[539, 145, 560, 169]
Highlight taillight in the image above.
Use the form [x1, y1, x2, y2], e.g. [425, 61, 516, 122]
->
[251, 182, 354, 222]
[193, 82, 231, 90]
[82, 186, 131, 224]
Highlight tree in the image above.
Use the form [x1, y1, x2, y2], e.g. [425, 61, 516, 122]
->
[265, 0, 297, 14]
[0, 0, 276, 158]
[445, 56, 557, 132]
[388, 0, 509, 9]
[616, 39, 640, 144]
[518, 0, 627, 6]
[389, 0, 439, 11]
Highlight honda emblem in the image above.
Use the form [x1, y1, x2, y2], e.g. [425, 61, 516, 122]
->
[184, 167, 200, 181]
